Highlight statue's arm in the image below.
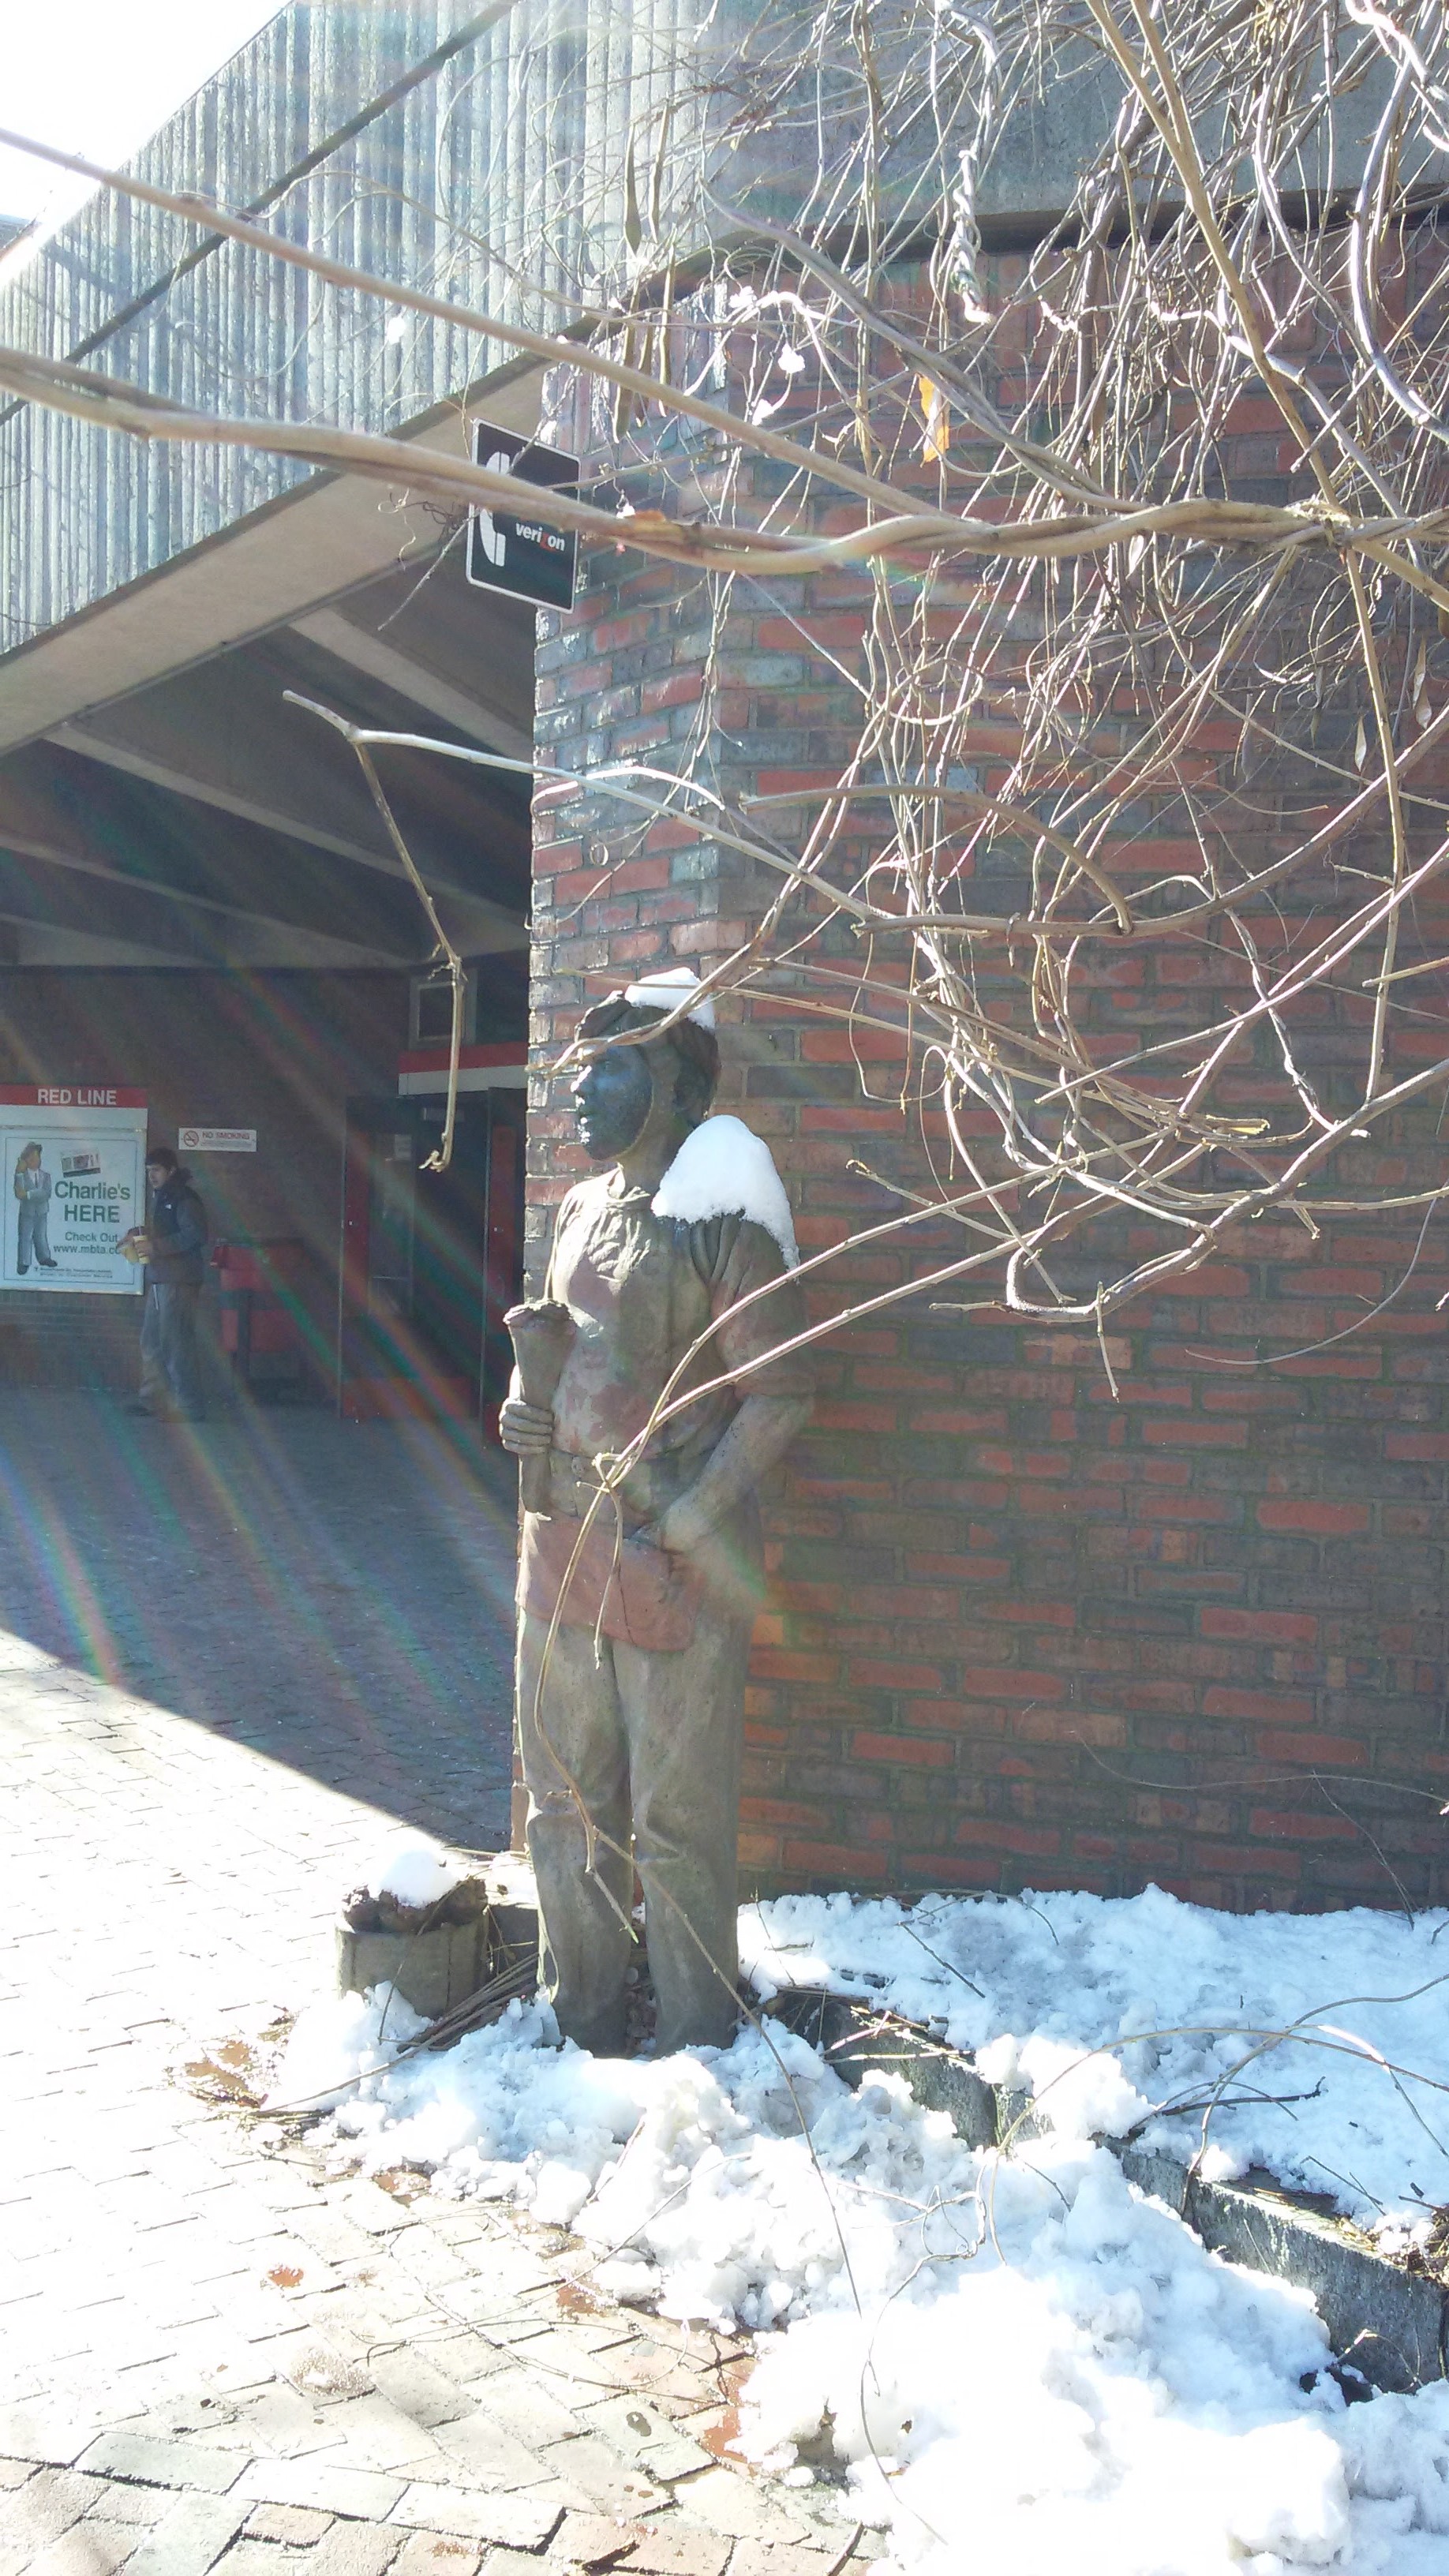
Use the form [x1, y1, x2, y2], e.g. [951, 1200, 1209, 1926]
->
[653, 1391, 812, 1555]
[650, 1215, 813, 1552]
[499, 1197, 569, 1458]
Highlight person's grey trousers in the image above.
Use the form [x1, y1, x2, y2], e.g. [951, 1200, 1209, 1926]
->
[516, 1597, 750, 2057]
[17, 1203, 51, 1267]
[140, 1282, 205, 1417]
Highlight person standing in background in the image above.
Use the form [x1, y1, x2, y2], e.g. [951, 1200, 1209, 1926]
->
[122, 1147, 208, 1421]
[13, 1144, 57, 1274]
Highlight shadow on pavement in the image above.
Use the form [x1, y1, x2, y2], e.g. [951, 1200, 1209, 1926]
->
[0, 1390, 519, 1850]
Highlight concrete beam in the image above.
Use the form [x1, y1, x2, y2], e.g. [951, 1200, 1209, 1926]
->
[1, 923, 193, 968]
[0, 740, 428, 950]
[0, 740, 446, 968]
[292, 608, 535, 763]
[0, 827, 404, 968]
[43, 717, 530, 956]
[47, 718, 402, 877]
[39, 618, 532, 934]
[0, 362, 545, 754]
[0, 769, 528, 969]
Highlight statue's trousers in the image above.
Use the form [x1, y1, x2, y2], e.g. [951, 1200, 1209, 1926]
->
[516, 1593, 750, 2056]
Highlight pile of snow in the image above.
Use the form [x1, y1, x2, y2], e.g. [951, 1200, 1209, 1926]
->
[743, 2180, 1449, 2576]
[741, 1885, 1449, 2241]
[268, 1985, 1449, 2572]
[354, 1832, 472, 1914]
[268, 1983, 427, 2113]
[653, 1114, 799, 1265]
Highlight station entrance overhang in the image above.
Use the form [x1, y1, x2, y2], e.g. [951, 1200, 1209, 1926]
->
[0, 367, 544, 1418]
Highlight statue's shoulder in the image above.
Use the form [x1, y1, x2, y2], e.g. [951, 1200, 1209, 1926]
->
[552, 1172, 612, 1234]
[653, 1118, 799, 1271]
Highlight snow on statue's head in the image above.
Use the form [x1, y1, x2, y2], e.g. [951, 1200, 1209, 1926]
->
[571, 969, 721, 1165]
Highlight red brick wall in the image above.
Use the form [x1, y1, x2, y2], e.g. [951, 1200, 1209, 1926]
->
[530, 323, 1449, 1915]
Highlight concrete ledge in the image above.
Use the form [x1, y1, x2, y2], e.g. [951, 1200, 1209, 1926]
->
[769, 1989, 1447, 2396]
[1121, 2141, 1447, 2396]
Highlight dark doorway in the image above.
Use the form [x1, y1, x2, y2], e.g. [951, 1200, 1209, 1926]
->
[339, 1088, 524, 1426]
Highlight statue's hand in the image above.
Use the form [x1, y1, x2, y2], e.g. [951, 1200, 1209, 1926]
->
[648, 1493, 713, 1556]
[499, 1395, 554, 1456]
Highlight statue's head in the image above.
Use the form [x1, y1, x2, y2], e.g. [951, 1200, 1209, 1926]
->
[571, 977, 721, 1166]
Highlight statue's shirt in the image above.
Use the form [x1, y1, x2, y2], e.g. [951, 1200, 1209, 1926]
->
[548, 1172, 807, 1473]
[519, 1170, 810, 1644]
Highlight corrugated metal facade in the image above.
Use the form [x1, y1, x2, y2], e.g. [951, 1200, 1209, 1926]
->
[0, 0, 706, 652]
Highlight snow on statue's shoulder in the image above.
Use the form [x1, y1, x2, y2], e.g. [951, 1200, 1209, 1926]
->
[653, 1116, 799, 1266]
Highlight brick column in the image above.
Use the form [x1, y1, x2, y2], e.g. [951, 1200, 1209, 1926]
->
[527, 388, 1449, 1915]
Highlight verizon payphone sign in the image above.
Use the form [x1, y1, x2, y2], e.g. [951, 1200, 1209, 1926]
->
[0, 1088, 148, 1294]
[465, 420, 579, 611]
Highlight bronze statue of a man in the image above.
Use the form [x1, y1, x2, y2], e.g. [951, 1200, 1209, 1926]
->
[500, 974, 813, 2056]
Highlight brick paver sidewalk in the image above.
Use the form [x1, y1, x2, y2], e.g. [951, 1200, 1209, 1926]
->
[0, 1398, 867, 2576]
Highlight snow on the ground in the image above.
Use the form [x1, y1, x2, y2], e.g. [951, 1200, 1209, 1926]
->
[270, 1976, 1449, 2574]
[739, 1885, 1449, 2242]
[354, 1831, 472, 1911]
[652, 1114, 799, 1265]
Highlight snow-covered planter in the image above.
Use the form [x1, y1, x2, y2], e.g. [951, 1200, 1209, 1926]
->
[335, 1833, 494, 2019]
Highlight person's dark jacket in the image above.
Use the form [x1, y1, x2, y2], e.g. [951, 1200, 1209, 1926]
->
[146, 1170, 208, 1286]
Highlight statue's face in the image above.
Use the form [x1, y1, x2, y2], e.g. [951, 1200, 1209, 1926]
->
[571, 1043, 656, 1163]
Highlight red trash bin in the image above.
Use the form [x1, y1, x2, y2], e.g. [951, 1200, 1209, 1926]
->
[212, 1237, 322, 1400]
